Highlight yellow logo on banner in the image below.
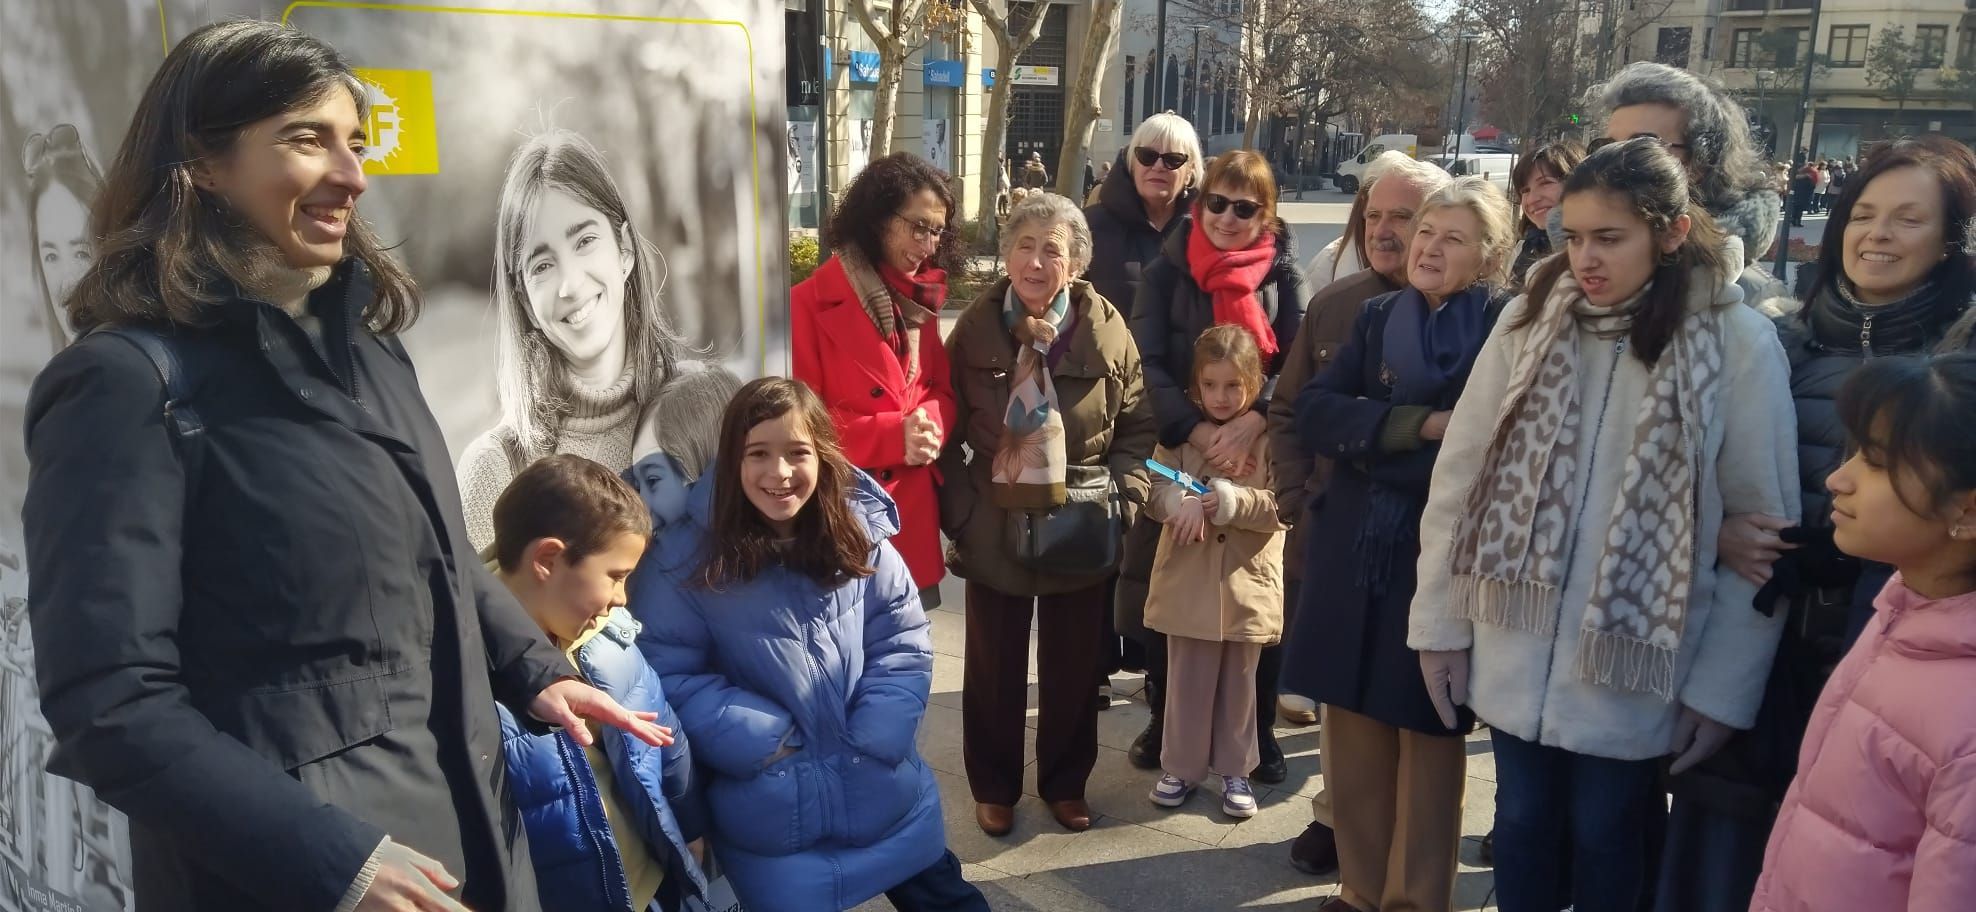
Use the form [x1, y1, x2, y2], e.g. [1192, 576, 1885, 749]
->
[353, 68, 439, 175]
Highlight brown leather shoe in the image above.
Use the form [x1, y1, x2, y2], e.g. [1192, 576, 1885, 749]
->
[1048, 799, 1093, 832]
[975, 802, 1014, 837]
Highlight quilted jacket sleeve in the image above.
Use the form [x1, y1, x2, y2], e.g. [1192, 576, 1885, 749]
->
[1912, 752, 1976, 910]
[632, 557, 797, 778]
[844, 542, 935, 766]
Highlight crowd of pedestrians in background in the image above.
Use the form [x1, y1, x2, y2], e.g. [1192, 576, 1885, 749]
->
[16, 20, 1976, 912]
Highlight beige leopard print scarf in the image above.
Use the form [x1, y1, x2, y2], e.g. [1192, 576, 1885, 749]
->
[1446, 269, 1725, 700]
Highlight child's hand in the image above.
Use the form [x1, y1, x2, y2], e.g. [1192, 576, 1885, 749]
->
[1168, 496, 1207, 544]
[1198, 489, 1220, 521]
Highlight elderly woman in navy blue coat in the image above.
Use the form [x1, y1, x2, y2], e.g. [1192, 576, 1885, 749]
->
[1281, 176, 1516, 912]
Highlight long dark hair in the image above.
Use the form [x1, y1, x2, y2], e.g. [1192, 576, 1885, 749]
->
[823, 151, 961, 272]
[68, 20, 419, 335]
[698, 378, 874, 588]
[1518, 138, 1728, 365]
[1837, 352, 1976, 523]
[1806, 135, 1976, 319]
[493, 129, 683, 458]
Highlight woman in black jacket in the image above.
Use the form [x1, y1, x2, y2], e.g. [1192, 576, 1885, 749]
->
[1083, 112, 1203, 701]
[1123, 149, 1304, 780]
[21, 22, 666, 912]
[1655, 134, 1976, 912]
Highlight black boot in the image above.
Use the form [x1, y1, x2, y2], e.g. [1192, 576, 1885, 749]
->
[1129, 677, 1163, 769]
[1251, 643, 1288, 783]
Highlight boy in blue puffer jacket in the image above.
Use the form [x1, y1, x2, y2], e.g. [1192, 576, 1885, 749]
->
[490, 454, 710, 912]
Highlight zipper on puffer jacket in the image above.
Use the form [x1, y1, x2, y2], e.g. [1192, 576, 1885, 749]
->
[555, 731, 632, 909]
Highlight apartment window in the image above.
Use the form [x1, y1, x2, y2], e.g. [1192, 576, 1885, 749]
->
[1656, 26, 1692, 67]
[1775, 28, 1807, 68]
[1731, 28, 1760, 68]
[1961, 27, 1976, 69]
[1703, 26, 1715, 60]
[1828, 25, 1869, 68]
[1917, 25, 1949, 68]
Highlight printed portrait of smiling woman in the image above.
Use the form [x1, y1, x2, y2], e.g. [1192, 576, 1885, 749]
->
[458, 128, 695, 552]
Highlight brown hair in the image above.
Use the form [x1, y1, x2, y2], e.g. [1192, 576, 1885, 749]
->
[68, 20, 419, 335]
[698, 377, 875, 588]
[1807, 135, 1976, 317]
[1517, 138, 1728, 365]
[1190, 324, 1265, 410]
[1199, 149, 1281, 230]
[492, 454, 653, 573]
[1509, 141, 1587, 232]
[1335, 183, 1374, 274]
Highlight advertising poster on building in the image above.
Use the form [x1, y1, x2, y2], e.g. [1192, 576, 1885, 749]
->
[0, 2, 787, 908]
[923, 119, 952, 174]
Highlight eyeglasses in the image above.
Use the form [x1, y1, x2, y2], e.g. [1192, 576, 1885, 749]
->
[1134, 147, 1191, 171]
[1204, 193, 1263, 220]
[893, 214, 952, 245]
[1588, 134, 1690, 157]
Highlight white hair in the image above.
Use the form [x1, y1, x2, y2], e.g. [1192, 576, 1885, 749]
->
[1000, 192, 1095, 275]
[1127, 112, 1206, 184]
[1418, 175, 1518, 287]
[1364, 151, 1451, 198]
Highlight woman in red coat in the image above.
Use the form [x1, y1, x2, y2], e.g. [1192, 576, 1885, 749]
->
[791, 151, 960, 603]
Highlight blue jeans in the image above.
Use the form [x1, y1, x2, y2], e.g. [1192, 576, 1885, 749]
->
[1490, 728, 1659, 912]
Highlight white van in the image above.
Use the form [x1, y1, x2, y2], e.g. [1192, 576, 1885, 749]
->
[1425, 152, 1519, 194]
[1333, 133, 1419, 194]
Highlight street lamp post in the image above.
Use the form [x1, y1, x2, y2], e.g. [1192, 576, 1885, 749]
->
[1190, 26, 1208, 128]
[1452, 34, 1478, 156]
[1155, 0, 1170, 109]
[1775, 0, 1824, 279]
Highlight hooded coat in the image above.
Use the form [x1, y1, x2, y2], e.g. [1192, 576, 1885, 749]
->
[1083, 146, 1198, 322]
[630, 471, 944, 912]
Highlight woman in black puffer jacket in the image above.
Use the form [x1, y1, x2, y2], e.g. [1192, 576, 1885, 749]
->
[1654, 134, 1976, 912]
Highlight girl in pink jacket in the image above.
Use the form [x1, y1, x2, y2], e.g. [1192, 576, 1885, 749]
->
[1752, 352, 1976, 912]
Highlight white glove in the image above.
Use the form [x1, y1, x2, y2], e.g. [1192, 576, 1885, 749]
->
[1668, 706, 1735, 775]
[1418, 649, 1470, 730]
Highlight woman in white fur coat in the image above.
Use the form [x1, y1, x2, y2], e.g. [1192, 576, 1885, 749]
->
[1406, 139, 1797, 912]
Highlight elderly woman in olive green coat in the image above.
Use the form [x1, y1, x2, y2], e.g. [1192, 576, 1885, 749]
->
[939, 192, 1156, 838]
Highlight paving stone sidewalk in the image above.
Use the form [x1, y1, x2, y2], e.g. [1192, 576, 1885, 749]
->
[853, 573, 1502, 912]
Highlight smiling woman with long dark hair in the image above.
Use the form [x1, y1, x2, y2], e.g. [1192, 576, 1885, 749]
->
[21, 21, 669, 912]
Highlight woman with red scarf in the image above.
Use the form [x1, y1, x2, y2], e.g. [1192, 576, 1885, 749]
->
[791, 152, 959, 604]
[1127, 149, 1305, 780]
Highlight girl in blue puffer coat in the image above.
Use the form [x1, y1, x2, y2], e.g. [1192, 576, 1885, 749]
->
[631, 377, 988, 912]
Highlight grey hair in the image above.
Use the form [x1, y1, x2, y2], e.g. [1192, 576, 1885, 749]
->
[1000, 192, 1094, 275]
[1365, 151, 1451, 198]
[1417, 176, 1518, 288]
[1593, 62, 1772, 214]
[1127, 111, 1206, 188]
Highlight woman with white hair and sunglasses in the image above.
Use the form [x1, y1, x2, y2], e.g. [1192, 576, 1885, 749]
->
[1086, 111, 1204, 717]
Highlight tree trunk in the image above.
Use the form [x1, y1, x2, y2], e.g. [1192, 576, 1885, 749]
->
[1056, 0, 1123, 198]
[979, 39, 1018, 234]
[872, 40, 906, 159]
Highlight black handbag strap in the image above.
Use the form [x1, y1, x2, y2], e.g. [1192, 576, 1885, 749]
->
[93, 325, 206, 486]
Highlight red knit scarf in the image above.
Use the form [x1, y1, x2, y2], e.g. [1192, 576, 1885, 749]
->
[1185, 218, 1279, 358]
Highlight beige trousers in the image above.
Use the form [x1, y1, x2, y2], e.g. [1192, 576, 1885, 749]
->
[1327, 705, 1467, 912]
[1160, 635, 1262, 782]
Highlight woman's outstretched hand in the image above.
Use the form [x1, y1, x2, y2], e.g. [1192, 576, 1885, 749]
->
[530, 678, 674, 747]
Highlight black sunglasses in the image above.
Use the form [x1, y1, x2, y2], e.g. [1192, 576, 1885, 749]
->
[1588, 134, 1689, 156]
[1134, 147, 1190, 170]
[1203, 193, 1262, 220]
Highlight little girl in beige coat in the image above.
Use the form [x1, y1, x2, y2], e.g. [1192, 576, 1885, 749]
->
[1143, 325, 1288, 819]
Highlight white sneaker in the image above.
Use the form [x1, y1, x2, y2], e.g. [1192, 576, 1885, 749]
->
[1149, 773, 1194, 808]
[1278, 694, 1318, 725]
[1221, 776, 1258, 818]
